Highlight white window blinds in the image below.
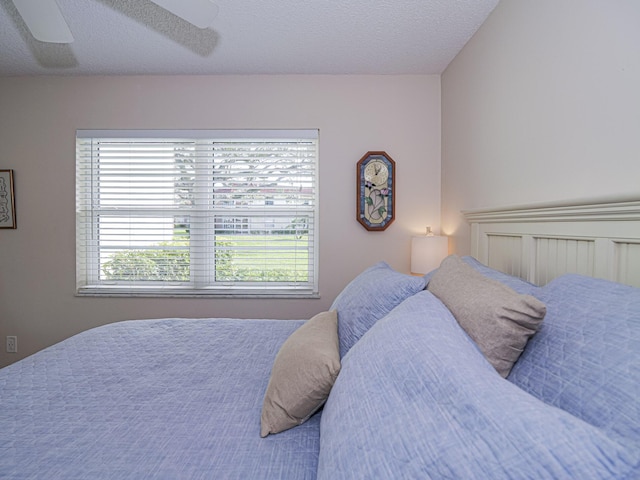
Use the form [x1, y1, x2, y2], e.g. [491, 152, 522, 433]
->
[76, 130, 319, 297]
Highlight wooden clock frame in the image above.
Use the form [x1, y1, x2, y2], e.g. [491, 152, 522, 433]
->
[356, 151, 395, 231]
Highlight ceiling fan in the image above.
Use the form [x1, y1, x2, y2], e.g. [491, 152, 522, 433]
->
[11, 0, 219, 43]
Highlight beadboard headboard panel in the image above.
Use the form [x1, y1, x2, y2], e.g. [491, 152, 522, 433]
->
[463, 197, 640, 287]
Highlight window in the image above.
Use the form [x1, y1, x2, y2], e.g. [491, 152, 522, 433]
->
[76, 130, 319, 297]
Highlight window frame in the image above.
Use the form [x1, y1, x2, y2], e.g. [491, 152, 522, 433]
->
[76, 129, 319, 298]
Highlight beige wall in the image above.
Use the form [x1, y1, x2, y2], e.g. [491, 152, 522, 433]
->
[442, 0, 640, 254]
[0, 74, 441, 367]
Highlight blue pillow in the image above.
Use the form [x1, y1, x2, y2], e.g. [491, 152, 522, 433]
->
[508, 274, 640, 445]
[319, 291, 640, 479]
[330, 262, 425, 358]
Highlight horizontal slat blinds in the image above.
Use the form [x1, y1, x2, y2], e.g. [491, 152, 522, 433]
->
[76, 130, 318, 297]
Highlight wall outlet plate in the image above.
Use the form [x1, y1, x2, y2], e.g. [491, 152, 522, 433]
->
[6, 336, 17, 353]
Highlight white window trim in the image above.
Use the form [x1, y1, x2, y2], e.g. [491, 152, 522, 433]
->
[76, 129, 319, 298]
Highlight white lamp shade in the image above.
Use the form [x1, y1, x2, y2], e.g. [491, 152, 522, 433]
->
[411, 235, 448, 274]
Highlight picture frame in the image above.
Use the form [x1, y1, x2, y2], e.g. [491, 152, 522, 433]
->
[356, 151, 395, 231]
[0, 169, 16, 229]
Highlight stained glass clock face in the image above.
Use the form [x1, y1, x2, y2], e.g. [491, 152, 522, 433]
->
[356, 152, 395, 231]
[363, 160, 389, 186]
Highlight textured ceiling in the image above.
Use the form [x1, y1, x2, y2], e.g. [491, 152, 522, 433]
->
[0, 0, 499, 76]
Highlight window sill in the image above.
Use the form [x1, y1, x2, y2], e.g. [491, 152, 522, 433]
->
[76, 285, 320, 299]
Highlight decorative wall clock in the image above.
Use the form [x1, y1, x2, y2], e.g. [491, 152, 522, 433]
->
[356, 151, 395, 231]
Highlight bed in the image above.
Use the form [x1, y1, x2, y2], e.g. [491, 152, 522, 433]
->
[2, 198, 640, 479]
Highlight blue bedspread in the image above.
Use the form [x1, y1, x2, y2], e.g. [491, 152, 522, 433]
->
[4, 263, 640, 479]
[318, 290, 640, 479]
[0, 318, 320, 479]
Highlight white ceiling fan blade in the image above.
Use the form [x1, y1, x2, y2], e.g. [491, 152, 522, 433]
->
[150, 0, 219, 29]
[11, 0, 73, 43]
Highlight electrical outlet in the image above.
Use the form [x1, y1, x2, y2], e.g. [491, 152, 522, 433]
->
[6, 336, 17, 353]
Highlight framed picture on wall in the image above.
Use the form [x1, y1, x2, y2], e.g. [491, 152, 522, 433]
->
[0, 170, 16, 229]
[356, 151, 395, 231]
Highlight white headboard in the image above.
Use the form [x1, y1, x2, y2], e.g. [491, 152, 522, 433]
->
[463, 197, 640, 288]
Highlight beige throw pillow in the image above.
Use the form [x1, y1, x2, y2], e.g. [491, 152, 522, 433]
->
[427, 255, 546, 378]
[260, 310, 341, 437]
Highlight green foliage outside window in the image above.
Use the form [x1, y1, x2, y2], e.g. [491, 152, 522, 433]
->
[102, 243, 191, 282]
[102, 237, 308, 283]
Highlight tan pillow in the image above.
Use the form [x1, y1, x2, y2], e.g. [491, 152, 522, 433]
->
[427, 255, 546, 378]
[260, 310, 341, 437]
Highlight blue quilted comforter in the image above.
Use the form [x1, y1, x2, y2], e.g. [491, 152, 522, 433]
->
[0, 318, 320, 479]
[317, 290, 640, 479]
[2, 260, 640, 479]
[317, 258, 640, 478]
